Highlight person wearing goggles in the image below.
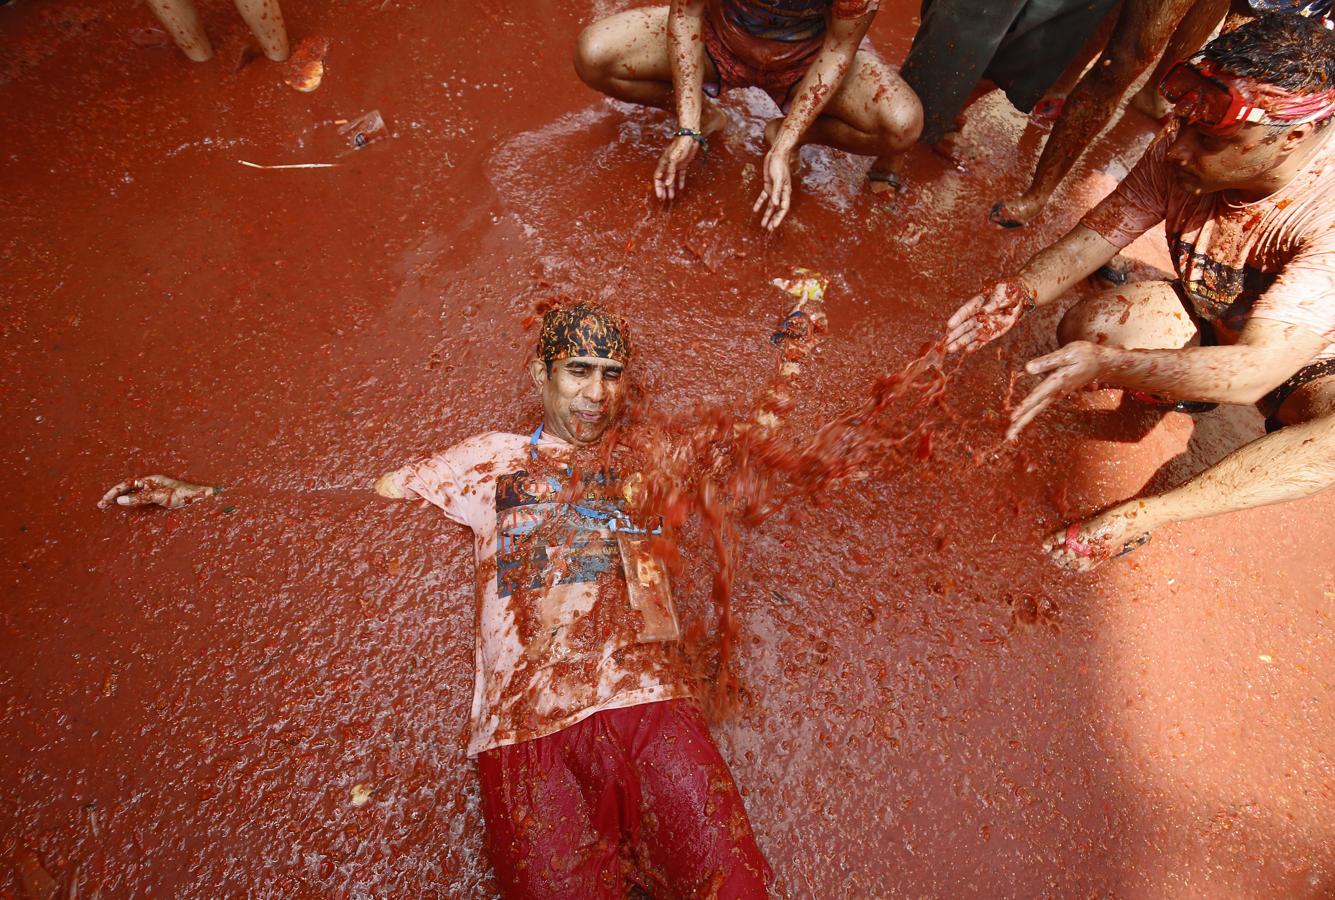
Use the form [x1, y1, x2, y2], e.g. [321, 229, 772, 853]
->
[943, 13, 1335, 572]
[1131, 0, 1333, 122]
[1158, 56, 1335, 136]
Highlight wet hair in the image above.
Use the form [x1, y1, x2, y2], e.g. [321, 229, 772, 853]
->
[1200, 13, 1335, 95]
[1201, 14, 1335, 138]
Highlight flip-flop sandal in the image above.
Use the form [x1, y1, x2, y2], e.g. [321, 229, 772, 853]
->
[988, 200, 1024, 229]
[1095, 260, 1130, 284]
[1112, 532, 1152, 559]
[1125, 388, 1218, 414]
[867, 171, 902, 192]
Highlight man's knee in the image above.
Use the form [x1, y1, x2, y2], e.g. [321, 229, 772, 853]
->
[574, 22, 612, 88]
[877, 88, 924, 149]
[1057, 300, 1099, 346]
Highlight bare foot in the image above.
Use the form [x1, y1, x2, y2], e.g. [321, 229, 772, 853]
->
[701, 102, 728, 138]
[988, 192, 1047, 229]
[1042, 503, 1157, 573]
[1130, 85, 1172, 122]
[867, 152, 904, 194]
[929, 129, 977, 169]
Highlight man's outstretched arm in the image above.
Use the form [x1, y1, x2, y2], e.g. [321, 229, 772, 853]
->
[945, 224, 1121, 354]
[664, 270, 828, 459]
[1048, 409, 1335, 571]
[745, 269, 828, 436]
[949, 127, 1173, 353]
[100, 471, 409, 509]
[1126, 413, 1335, 530]
[1006, 318, 1328, 440]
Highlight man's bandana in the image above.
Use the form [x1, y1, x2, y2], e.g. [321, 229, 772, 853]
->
[537, 304, 633, 365]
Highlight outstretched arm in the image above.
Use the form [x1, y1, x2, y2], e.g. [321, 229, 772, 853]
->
[1047, 410, 1335, 572]
[1125, 413, 1335, 530]
[100, 471, 411, 510]
[1007, 318, 1328, 440]
[952, 128, 1175, 351]
[628, 271, 827, 525]
[945, 224, 1120, 354]
[744, 269, 829, 436]
[660, 270, 828, 458]
[754, 11, 873, 229]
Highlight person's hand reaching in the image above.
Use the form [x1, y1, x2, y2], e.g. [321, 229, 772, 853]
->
[945, 279, 1037, 354]
[654, 133, 705, 201]
[1007, 341, 1108, 440]
[753, 145, 795, 231]
[98, 475, 219, 510]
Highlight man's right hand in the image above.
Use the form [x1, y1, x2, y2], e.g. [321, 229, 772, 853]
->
[653, 134, 703, 201]
[945, 279, 1037, 354]
[374, 473, 406, 499]
[99, 475, 218, 510]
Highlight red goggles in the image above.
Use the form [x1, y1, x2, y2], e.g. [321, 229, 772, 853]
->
[1158, 61, 1267, 135]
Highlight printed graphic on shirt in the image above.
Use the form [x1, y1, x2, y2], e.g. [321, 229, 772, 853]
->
[493, 468, 624, 600]
[1171, 236, 1279, 333]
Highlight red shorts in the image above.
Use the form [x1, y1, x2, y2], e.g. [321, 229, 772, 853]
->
[702, 14, 820, 109]
[477, 699, 771, 899]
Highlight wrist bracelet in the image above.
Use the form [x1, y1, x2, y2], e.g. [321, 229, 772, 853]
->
[674, 127, 708, 156]
[1017, 281, 1038, 314]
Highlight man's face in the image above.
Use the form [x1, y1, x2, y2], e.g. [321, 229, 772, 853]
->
[1163, 120, 1294, 195]
[529, 355, 627, 446]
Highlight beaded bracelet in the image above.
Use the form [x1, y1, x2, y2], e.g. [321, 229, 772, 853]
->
[673, 127, 708, 156]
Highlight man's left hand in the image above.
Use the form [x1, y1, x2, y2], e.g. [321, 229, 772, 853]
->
[1008, 341, 1110, 440]
[753, 146, 794, 231]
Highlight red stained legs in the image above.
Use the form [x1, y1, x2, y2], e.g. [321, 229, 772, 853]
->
[146, 0, 290, 64]
[992, 0, 1199, 228]
[234, 0, 290, 62]
[146, 0, 213, 62]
